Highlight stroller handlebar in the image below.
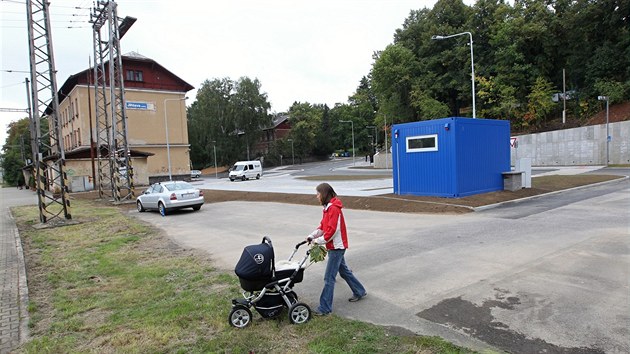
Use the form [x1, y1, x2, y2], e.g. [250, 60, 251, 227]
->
[287, 240, 310, 261]
[262, 236, 272, 246]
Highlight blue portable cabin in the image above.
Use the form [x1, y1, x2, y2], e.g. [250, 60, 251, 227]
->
[391, 117, 510, 198]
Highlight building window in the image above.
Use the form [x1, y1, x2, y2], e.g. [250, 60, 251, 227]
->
[125, 70, 143, 82]
[406, 134, 438, 153]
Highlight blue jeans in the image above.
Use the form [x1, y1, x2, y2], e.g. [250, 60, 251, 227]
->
[318, 249, 366, 314]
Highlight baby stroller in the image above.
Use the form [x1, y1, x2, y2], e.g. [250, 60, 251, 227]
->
[229, 236, 312, 328]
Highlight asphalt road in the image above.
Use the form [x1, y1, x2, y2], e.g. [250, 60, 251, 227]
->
[132, 164, 630, 353]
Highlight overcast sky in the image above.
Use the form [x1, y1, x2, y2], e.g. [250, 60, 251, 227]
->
[1, 0, 473, 147]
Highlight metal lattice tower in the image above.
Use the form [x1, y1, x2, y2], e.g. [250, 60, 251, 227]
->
[90, 0, 135, 202]
[25, 0, 71, 223]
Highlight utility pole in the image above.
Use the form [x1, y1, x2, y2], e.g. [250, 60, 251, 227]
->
[91, 1, 136, 202]
[562, 69, 566, 125]
[384, 115, 389, 170]
[26, 0, 71, 223]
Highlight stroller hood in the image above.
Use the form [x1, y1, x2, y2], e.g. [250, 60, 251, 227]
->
[235, 240, 275, 281]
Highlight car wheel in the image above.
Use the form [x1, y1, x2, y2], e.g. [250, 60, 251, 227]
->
[241, 175, 246, 181]
[228, 305, 252, 328]
[288, 302, 311, 324]
[192, 205, 201, 211]
[136, 201, 145, 212]
[230, 178, 234, 182]
[158, 202, 168, 216]
[256, 174, 260, 179]
[195, 174, 200, 178]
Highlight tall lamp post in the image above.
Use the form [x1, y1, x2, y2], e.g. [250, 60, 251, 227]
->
[339, 120, 355, 166]
[212, 140, 218, 179]
[597, 96, 610, 166]
[366, 125, 377, 153]
[431, 31, 476, 118]
[384, 115, 389, 169]
[163, 96, 188, 181]
[287, 138, 295, 165]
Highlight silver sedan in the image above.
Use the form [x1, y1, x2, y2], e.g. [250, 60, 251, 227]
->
[136, 181, 204, 216]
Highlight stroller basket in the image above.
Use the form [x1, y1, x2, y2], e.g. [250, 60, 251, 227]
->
[254, 290, 298, 318]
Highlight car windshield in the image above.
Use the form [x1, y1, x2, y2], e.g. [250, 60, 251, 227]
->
[163, 182, 194, 191]
[232, 165, 244, 171]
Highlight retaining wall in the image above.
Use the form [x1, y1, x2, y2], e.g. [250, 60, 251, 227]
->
[374, 120, 629, 168]
[511, 121, 629, 166]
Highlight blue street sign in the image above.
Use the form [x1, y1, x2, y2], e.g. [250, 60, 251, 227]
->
[126, 101, 149, 110]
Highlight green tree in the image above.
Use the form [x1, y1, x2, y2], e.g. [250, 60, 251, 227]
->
[370, 44, 417, 123]
[188, 78, 234, 167]
[477, 75, 522, 122]
[348, 77, 378, 153]
[593, 79, 626, 104]
[286, 102, 332, 160]
[409, 85, 450, 120]
[312, 104, 334, 157]
[329, 103, 355, 153]
[187, 77, 271, 167]
[233, 77, 272, 160]
[1, 118, 31, 186]
[525, 77, 556, 128]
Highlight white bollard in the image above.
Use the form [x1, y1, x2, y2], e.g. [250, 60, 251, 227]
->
[516, 158, 532, 188]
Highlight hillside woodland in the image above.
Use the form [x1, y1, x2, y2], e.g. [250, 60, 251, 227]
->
[2, 0, 629, 183]
[186, 0, 629, 168]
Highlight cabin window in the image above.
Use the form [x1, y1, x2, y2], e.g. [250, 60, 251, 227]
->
[406, 134, 438, 153]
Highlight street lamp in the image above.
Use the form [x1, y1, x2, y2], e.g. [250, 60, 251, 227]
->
[163, 96, 188, 180]
[597, 96, 610, 166]
[384, 114, 389, 169]
[366, 125, 377, 153]
[212, 140, 217, 179]
[339, 120, 355, 166]
[431, 31, 476, 118]
[287, 138, 295, 165]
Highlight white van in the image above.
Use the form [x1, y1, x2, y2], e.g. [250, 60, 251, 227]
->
[229, 161, 262, 181]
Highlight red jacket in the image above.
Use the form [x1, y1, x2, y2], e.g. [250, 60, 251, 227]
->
[310, 197, 349, 250]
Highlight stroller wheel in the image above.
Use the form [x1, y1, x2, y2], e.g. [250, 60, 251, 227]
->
[288, 302, 311, 325]
[229, 305, 252, 328]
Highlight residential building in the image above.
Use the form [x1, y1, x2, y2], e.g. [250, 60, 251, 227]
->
[52, 51, 193, 190]
[255, 114, 292, 156]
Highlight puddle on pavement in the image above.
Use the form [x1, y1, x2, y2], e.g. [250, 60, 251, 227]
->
[417, 290, 604, 354]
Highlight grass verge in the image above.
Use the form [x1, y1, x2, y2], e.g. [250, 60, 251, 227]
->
[14, 200, 474, 353]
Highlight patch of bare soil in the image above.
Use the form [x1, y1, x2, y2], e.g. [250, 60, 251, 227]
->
[72, 174, 622, 214]
[199, 174, 623, 214]
[586, 101, 630, 125]
[514, 101, 630, 135]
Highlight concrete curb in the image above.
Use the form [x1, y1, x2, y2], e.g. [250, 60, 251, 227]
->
[473, 175, 629, 212]
[8, 209, 30, 347]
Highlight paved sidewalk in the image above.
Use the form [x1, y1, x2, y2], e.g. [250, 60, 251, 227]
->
[0, 188, 35, 354]
[0, 164, 617, 353]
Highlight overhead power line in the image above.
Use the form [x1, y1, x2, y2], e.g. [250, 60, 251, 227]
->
[0, 107, 29, 113]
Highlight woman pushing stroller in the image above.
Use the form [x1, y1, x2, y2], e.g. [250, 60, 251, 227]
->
[306, 183, 367, 316]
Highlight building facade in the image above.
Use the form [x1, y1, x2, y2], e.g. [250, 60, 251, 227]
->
[254, 114, 292, 156]
[53, 52, 193, 190]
